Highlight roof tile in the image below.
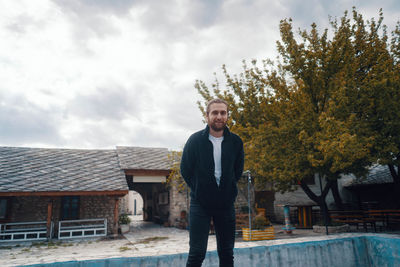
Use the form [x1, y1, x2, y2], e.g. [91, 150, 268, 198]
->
[0, 147, 128, 193]
[341, 165, 395, 187]
[116, 146, 170, 170]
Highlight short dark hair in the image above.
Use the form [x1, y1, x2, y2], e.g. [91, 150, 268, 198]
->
[206, 98, 229, 115]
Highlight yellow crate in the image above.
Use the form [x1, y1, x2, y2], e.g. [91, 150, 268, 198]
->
[242, 226, 275, 241]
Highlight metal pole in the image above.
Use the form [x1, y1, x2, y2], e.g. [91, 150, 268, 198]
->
[283, 205, 293, 234]
[247, 171, 252, 240]
[318, 174, 329, 235]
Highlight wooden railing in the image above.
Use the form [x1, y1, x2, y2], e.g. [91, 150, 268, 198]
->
[329, 209, 400, 232]
[365, 210, 400, 230]
[0, 221, 52, 242]
[58, 218, 107, 239]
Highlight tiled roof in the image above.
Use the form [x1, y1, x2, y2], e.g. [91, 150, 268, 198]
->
[116, 146, 170, 170]
[275, 190, 317, 206]
[341, 165, 395, 187]
[0, 147, 128, 193]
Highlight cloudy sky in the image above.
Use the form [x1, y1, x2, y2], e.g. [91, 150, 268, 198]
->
[0, 0, 399, 150]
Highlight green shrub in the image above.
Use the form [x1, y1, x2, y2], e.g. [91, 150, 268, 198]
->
[253, 214, 271, 229]
[119, 214, 131, 224]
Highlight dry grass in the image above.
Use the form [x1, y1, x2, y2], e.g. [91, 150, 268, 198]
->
[134, 236, 169, 244]
[119, 246, 132, 252]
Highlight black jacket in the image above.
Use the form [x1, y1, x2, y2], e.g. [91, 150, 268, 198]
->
[180, 125, 244, 210]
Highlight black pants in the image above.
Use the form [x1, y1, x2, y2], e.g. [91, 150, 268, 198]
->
[186, 198, 236, 267]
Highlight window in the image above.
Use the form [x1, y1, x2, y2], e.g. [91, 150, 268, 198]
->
[61, 196, 80, 220]
[0, 198, 9, 219]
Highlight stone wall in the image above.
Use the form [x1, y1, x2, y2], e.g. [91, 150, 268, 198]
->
[168, 182, 189, 228]
[80, 195, 119, 235]
[9, 196, 57, 222]
[9, 195, 121, 236]
[119, 195, 130, 215]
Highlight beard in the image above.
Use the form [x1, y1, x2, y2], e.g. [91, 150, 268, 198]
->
[209, 121, 226, 132]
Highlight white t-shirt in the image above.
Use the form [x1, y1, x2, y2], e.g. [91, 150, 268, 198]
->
[209, 134, 224, 186]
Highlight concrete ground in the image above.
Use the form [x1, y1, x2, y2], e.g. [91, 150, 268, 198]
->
[0, 216, 399, 266]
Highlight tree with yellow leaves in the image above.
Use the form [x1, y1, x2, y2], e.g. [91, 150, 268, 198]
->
[166, 150, 188, 193]
[196, 8, 400, 222]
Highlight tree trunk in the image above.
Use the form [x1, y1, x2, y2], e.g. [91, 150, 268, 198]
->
[330, 179, 344, 210]
[299, 177, 332, 225]
[318, 198, 331, 226]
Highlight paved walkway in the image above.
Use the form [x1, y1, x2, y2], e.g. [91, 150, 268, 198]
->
[123, 216, 326, 257]
[0, 217, 399, 266]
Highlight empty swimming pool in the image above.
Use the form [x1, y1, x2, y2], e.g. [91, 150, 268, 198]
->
[22, 234, 400, 267]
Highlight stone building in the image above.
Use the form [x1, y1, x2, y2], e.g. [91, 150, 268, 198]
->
[273, 165, 398, 227]
[0, 146, 190, 240]
[116, 146, 188, 227]
[340, 164, 398, 210]
[0, 147, 128, 238]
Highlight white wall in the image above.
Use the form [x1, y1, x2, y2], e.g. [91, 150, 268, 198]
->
[127, 191, 144, 215]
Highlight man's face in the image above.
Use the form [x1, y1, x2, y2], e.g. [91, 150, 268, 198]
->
[206, 103, 228, 132]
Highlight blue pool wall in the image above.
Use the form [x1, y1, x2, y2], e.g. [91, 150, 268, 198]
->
[23, 235, 400, 267]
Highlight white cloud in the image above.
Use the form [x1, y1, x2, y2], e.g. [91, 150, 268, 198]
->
[0, 0, 398, 150]
[0, 93, 63, 145]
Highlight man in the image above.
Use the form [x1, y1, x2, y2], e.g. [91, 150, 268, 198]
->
[180, 98, 244, 267]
